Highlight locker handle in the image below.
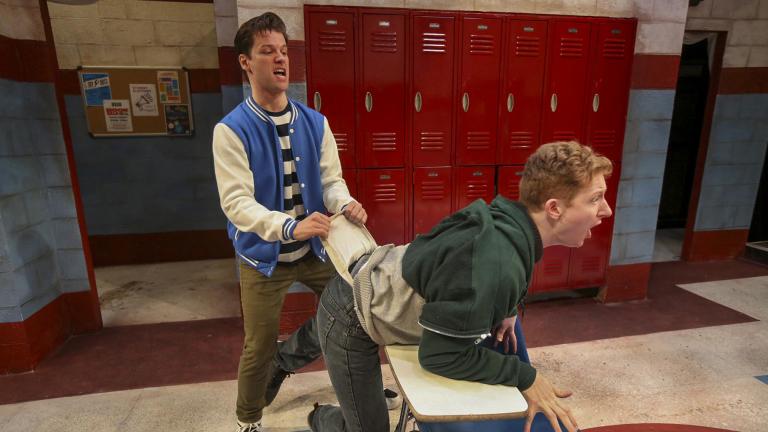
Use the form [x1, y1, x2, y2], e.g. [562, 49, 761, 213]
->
[507, 93, 515, 112]
[365, 91, 373, 112]
[550, 93, 558, 112]
[462, 92, 469, 112]
[313, 91, 322, 112]
[592, 93, 600, 112]
[414, 91, 422, 112]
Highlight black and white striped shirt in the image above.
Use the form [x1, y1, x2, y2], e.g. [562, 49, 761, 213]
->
[267, 105, 310, 262]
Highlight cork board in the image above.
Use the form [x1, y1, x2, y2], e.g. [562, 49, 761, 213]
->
[78, 66, 194, 137]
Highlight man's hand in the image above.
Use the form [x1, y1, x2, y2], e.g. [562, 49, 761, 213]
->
[522, 374, 578, 432]
[293, 212, 331, 240]
[342, 201, 367, 225]
[493, 316, 517, 354]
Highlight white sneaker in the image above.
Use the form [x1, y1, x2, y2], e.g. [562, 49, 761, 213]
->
[384, 388, 402, 410]
[237, 420, 263, 432]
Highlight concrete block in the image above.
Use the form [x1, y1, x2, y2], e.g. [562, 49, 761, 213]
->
[623, 231, 655, 260]
[0, 79, 25, 119]
[635, 21, 685, 55]
[290, 0, 403, 7]
[50, 17, 103, 45]
[686, 0, 713, 18]
[761, 0, 768, 18]
[222, 85, 246, 113]
[238, 0, 301, 7]
[55, 44, 81, 70]
[48, 1, 98, 18]
[723, 45, 750, 67]
[734, 204, 757, 228]
[57, 249, 88, 281]
[237, 7, 304, 40]
[748, 46, 768, 67]
[101, 19, 155, 47]
[739, 95, 768, 119]
[216, 15, 238, 47]
[634, 152, 667, 179]
[731, 141, 768, 165]
[622, 120, 641, 154]
[596, 0, 651, 19]
[53, 218, 83, 250]
[15, 82, 60, 121]
[637, 120, 672, 153]
[19, 289, 59, 321]
[627, 90, 676, 121]
[652, 0, 688, 23]
[154, 21, 217, 47]
[609, 232, 624, 263]
[40, 155, 72, 188]
[0, 158, 43, 198]
[97, 0, 127, 19]
[79, 44, 136, 66]
[705, 140, 733, 165]
[713, 95, 742, 120]
[215, 0, 237, 17]
[0, 119, 15, 157]
[613, 205, 659, 234]
[630, 177, 664, 206]
[23, 189, 48, 227]
[287, 82, 307, 105]
[0, 272, 19, 308]
[695, 204, 736, 230]
[60, 278, 90, 294]
[685, 18, 732, 31]
[29, 118, 67, 155]
[616, 179, 634, 207]
[620, 152, 638, 180]
[180, 46, 220, 69]
[0, 306, 22, 324]
[0, 4, 45, 41]
[47, 187, 77, 219]
[711, 118, 754, 143]
[127, 1, 215, 22]
[730, 20, 768, 46]
[408, 0, 476, 12]
[134, 47, 183, 67]
[533, 0, 597, 16]
[6, 223, 55, 269]
[711, 0, 759, 19]
[0, 195, 29, 234]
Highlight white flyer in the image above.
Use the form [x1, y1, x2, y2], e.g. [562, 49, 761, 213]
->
[129, 84, 159, 116]
[103, 99, 133, 132]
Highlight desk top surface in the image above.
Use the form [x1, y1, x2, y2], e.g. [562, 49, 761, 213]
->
[385, 345, 528, 422]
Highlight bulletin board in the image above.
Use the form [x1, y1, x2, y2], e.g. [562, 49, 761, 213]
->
[78, 66, 194, 137]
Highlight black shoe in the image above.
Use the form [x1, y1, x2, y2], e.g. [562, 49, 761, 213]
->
[384, 388, 402, 410]
[265, 361, 294, 406]
[307, 402, 322, 429]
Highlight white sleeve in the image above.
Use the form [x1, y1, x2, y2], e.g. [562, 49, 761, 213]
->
[319, 117, 355, 214]
[212, 123, 296, 242]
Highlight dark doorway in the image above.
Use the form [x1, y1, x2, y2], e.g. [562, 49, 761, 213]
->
[748, 148, 768, 242]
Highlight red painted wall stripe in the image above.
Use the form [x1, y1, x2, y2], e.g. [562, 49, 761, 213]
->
[599, 262, 652, 303]
[218, 46, 243, 86]
[719, 67, 768, 94]
[0, 35, 55, 83]
[57, 68, 221, 95]
[630, 54, 680, 90]
[684, 229, 750, 262]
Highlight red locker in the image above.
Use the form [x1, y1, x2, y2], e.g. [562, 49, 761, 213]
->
[498, 19, 547, 165]
[306, 10, 357, 168]
[456, 14, 503, 166]
[412, 14, 457, 167]
[540, 20, 591, 144]
[454, 166, 495, 210]
[359, 168, 408, 245]
[342, 168, 358, 200]
[531, 247, 571, 293]
[568, 162, 621, 288]
[497, 165, 525, 200]
[358, 12, 407, 168]
[413, 167, 453, 236]
[585, 20, 635, 162]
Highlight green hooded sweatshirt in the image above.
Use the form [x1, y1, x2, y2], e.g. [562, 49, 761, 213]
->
[402, 195, 543, 390]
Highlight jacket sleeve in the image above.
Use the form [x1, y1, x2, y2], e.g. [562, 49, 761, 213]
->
[417, 328, 537, 391]
[212, 123, 298, 242]
[319, 117, 355, 214]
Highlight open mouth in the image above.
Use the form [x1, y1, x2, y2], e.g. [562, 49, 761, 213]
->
[274, 68, 287, 77]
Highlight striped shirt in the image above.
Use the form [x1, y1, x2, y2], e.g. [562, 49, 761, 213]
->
[267, 105, 310, 262]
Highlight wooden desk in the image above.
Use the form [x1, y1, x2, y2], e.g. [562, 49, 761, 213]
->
[385, 345, 528, 429]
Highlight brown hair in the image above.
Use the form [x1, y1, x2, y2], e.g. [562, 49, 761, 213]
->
[235, 12, 289, 57]
[519, 141, 613, 210]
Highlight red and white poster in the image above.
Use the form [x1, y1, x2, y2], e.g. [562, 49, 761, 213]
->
[103, 99, 133, 132]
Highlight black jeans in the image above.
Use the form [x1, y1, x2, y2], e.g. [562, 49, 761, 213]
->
[312, 274, 389, 432]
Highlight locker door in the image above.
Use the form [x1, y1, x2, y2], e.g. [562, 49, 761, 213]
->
[342, 168, 358, 200]
[456, 15, 503, 166]
[497, 165, 524, 200]
[568, 162, 621, 288]
[540, 20, 591, 144]
[413, 167, 453, 236]
[498, 19, 547, 165]
[454, 166, 495, 210]
[359, 13, 407, 168]
[412, 15, 456, 167]
[585, 20, 635, 162]
[359, 168, 407, 245]
[306, 11, 357, 168]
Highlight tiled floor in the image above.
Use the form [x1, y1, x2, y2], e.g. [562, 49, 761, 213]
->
[2, 263, 767, 431]
[653, 228, 684, 262]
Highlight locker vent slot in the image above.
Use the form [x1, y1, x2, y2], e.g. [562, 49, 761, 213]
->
[580, 256, 601, 273]
[464, 180, 489, 199]
[553, 131, 576, 141]
[335, 133, 349, 153]
[603, 38, 626, 58]
[559, 37, 584, 57]
[509, 131, 534, 148]
[504, 181, 520, 200]
[469, 34, 495, 55]
[466, 131, 491, 150]
[515, 36, 541, 57]
[371, 31, 398, 53]
[421, 181, 448, 200]
[319, 30, 347, 52]
[373, 184, 397, 202]
[543, 261, 565, 276]
[371, 132, 397, 152]
[592, 130, 615, 146]
[422, 32, 447, 53]
[419, 132, 446, 151]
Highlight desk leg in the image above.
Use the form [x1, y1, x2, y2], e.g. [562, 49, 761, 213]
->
[395, 400, 409, 432]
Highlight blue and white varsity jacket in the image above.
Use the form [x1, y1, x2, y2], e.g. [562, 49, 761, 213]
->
[212, 96, 354, 277]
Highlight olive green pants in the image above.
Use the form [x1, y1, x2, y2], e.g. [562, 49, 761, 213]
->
[236, 255, 335, 423]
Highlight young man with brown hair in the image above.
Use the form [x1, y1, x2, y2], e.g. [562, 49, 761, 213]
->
[212, 12, 367, 432]
[310, 141, 614, 432]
